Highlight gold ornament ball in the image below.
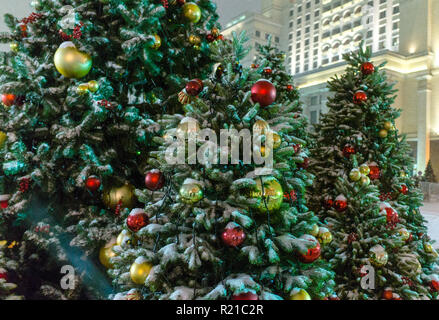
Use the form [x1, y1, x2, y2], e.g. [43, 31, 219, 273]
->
[102, 183, 136, 210]
[76, 83, 89, 95]
[253, 119, 270, 135]
[54, 42, 92, 79]
[383, 121, 393, 131]
[310, 224, 319, 237]
[318, 227, 333, 245]
[360, 175, 371, 186]
[151, 34, 161, 50]
[359, 164, 370, 175]
[116, 230, 138, 247]
[99, 241, 117, 269]
[130, 257, 153, 285]
[397, 228, 411, 241]
[10, 43, 18, 52]
[349, 168, 362, 182]
[193, 45, 201, 51]
[272, 132, 282, 149]
[183, 2, 202, 23]
[379, 129, 388, 138]
[88, 80, 99, 93]
[0, 131, 7, 148]
[179, 182, 204, 204]
[211, 28, 220, 38]
[424, 243, 439, 258]
[260, 145, 272, 158]
[369, 245, 388, 267]
[251, 176, 283, 213]
[289, 289, 311, 300]
[189, 34, 201, 45]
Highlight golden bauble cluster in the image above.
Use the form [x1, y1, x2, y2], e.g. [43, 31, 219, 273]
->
[99, 239, 117, 269]
[102, 183, 136, 210]
[130, 257, 153, 285]
[76, 80, 100, 95]
[54, 42, 92, 78]
[369, 245, 388, 267]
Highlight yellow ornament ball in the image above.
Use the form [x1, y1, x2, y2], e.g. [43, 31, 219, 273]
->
[251, 176, 283, 213]
[379, 129, 388, 138]
[88, 80, 99, 93]
[151, 34, 161, 50]
[76, 83, 89, 95]
[0, 131, 7, 148]
[182, 2, 201, 23]
[54, 41, 92, 79]
[99, 241, 117, 269]
[397, 228, 411, 241]
[349, 168, 362, 182]
[116, 230, 137, 247]
[10, 42, 18, 52]
[310, 224, 320, 237]
[318, 227, 333, 245]
[130, 257, 153, 285]
[189, 34, 201, 45]
[102, 183, 136, 210]
[253, 119, 270, 135]
[272, 132, 282, 149]
[360, 175, 371, 186]
[289, 289, 311, 300]
[359, 164, 370, 175]
[383, 121, 393, 131]
[424, 243, 439, 258]
[369, 245, 388, 267]
[179, 181, 204, 204]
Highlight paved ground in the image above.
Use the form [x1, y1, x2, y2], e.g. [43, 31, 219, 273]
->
[421, 202, 439, 248]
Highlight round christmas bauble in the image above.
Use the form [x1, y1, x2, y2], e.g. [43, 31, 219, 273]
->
[361, 62, 375, 75]
[253, 119, 270, 135]
[369, 245, 388, 267]
[397, 228, 411, 242]
[334, 195, 347, 212]
[383, 121, 393, 131]
[359, 164, 370, 175]
[323, 198, 334, 209]
[353, 90, 367, 104]
[379, 129, 388, 138]
[76, 83, 89, 95]
[343, 144, 356, 158]
[0, 268, 8, 281]
[251, 176, 283, 213]
[88, 80, 99, 93]
[382, 288, 393, 300]
[102, 183, 136, 210]
[54, 42, 92, 78]
[231, 292, 258, 300]
[369, 164, 380, 180]
[221, 222, 246, 247]
[10, 42, 18, 52]
[0, 194, 10, 209]
[318, 227, 332, 245]
[206, 33, 215, 43]
[272, 132, 281, 149]
[145, 169, 165, 191]
[130, 257, 153, 285]
[116, 230, 137, 247]
[151, 34, 161, 49]
[251, 79, 277, 107]
[286, 84, 294, 91]
[211, 28, 220, 38]
[289, 289, 311, 300]
[399, 184, 408, 195]
[430, 280, 439, 292]
[0, 131, 7, 148]
[299, 238, 321, 263]
[349, 168, 362, 182]
[179, 181, 203, 204]
[310, 224, 320, 237]
[85, 175, 101, 192]
[182, 2, 201, 23]
[188, 34, 201, 45]
[360, 175, 371, 186]
[185, 79, 204, 96]
[424, 243, 439, 258]
[1, 93, 16, 107]
[127, 208, 149, 232]
[99, 240, 117, 269]
[385, 207, 399, 225]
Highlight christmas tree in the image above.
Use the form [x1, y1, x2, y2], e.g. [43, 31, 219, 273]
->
[106, 34, 335, 300]
[423, 160, 437, 183]
[0, 237, 23, 300]
[0, 0, 220, 299]
[310, 47, 439, 299]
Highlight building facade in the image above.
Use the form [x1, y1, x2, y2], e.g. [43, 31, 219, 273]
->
[222, 0, 439, 176]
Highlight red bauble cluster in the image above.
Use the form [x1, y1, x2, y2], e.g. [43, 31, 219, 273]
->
[286, 84, 294, 91]
[323, 198, 334, 209]
[185, 79, 204, 96]
[369, 165, 381, 180]
[379, 192, 393, 201]
[85, 175, 101, 192]
[206, 34, 216, 43]
[348, 232, 358, 244]
[251, 79, 277, 107]
[300, 240, 321, 263]
[353, 90, 368, 104]
[263, 67, 272, 75]
[284, 190, 297, 202]
[127, 209, 149, 232]
[342, 144, 356, 158]
[385, 207, 399, 225]
[2, 93, 17, 107]
[221, 223, 246, 247]
[98, 100, 113, 110]
[161, 0, 169, 9]
[361, 62, 375, 76]
[231, 292, 258, 300]
[145, 170, 165, 191]
[430, 280, 439, 292]
[334, 195, 347, 212]
[72, 22, 85, 39]
[298, 157, 309, 169]
[399, 184, 409, 195]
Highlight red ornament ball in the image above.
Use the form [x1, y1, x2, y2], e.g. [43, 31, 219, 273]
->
[323, 198, 334, 209]
[127, 208, 149, 232]
[185, 79, 204, 96]
[176, 0, 185, 5]
[385, 207, 399, 224]
[251, 79, 277, 107]
[263, 67, 272, 75]
[145, 169, 165, 191]
[299, 240, 321, 263]
[231, 292, 258, 300]
[334, 195, 347, 212]
[251, 63, 260, 69]
[85, 175, 101, 192]
[1, 93, 17, 107]
[0, 194, 10, 209]
[430, 280, 439, 292]
[221, 223, 246, 247]
[206, 33, 216, 43]
[286, 84, 294, 91]
[353, 90, 368, 104]
[0, 268, 7, 281]
[369, 165, 381, 180]
[383, 289, 393, 300]
[361, 62, 375, 75]
[342, 144, 356, 158]
[399, 184, 408, 195]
